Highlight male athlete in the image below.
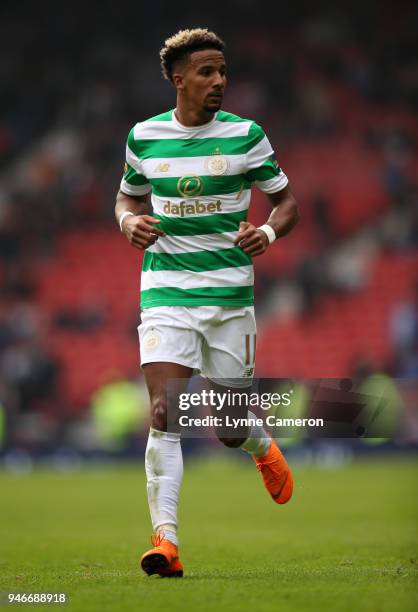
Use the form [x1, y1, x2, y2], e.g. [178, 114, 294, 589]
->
[115, 28, 299, 578]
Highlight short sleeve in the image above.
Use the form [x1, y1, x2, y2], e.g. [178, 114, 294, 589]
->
[120, 127, 152, 196]
[245, 123, 288, 193]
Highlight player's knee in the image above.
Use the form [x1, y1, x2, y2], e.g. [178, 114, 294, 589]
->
[150, 399, 168, 431]
[218, 436, 246, 448]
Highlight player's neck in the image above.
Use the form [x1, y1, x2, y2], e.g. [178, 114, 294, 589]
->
[174, 103, 215, 127]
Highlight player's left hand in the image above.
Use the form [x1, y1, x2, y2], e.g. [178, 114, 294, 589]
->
[234, 222, 269, 257]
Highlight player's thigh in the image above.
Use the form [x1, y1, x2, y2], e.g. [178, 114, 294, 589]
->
[138, 306, 202, 370]
[138, 307, 201, 430]
[202, 306, 257, 386]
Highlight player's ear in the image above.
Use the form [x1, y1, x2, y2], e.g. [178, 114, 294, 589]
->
[172, 72, 185, 90]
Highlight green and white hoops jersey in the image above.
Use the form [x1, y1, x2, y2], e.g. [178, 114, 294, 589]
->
[120, 110, 288, 309]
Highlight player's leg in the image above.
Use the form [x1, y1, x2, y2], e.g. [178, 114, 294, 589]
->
[202, 305, 266, 447]
[202, 306, 293, 504]
[138, 307, 201, 577]
[143, 361, 192, 540]
[206, 378, 267, 450]
[141, 361, 192, 578]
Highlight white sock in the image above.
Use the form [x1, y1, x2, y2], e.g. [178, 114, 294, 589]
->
[145, 428, 183, 547]
[240, 411, 271, 458]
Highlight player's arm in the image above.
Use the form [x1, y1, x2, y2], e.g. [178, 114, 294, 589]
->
[115, 190, 165, 250]
[235, 121, 299, 256]
[265, 185, 299, 237]
[116, 126, 165, 250]
[234, 185, 299, 256]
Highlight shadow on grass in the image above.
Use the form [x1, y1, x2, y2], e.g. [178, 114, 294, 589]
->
[146, 568, 282, 581]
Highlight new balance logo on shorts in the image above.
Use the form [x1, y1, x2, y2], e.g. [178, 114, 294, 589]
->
[243, 367, 254, 377]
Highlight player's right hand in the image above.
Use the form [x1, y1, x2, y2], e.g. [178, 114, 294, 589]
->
[122, 214, 165, 250]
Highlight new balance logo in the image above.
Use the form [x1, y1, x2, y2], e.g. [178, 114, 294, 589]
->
[243, 367, 254, 377]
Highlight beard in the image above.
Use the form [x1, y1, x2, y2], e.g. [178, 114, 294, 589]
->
[203, 99, 223, 113]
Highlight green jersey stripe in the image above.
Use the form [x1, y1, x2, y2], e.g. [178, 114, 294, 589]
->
[123, 162, 149, 186]
[246, 158, 282, 182]
[129, 135, 264, 160]
[149, 174, 250, 197]
[153, 210, 247, 236]
[142, 246, 251, 273]
[216, 111, 250, 123]
[141, 285, 254, 309]
[247, 122, 265, 148]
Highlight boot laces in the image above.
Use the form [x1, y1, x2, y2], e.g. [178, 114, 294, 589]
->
[150, 531, 165, 547]
[257, 458, 276, 472]
[257, 457, 286, 477]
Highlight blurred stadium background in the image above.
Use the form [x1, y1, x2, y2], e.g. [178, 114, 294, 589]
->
[0, 0, 417, 461]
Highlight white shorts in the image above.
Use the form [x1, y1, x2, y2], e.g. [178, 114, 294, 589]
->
[138, 306, 256, 388]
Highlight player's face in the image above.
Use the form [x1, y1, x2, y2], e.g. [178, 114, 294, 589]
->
[178, 50, 227, 113]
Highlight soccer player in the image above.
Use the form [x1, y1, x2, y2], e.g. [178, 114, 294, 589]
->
[115, 28, 299, 578]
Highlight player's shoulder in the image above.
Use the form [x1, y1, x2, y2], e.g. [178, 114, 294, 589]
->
[217, 111, 265, 141]
[216, 110, 251, 125]
[128, 110, 174, 143]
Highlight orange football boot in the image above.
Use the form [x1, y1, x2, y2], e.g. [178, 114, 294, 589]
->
[253, 438, 293, 504]
[140, 532, 183, 578]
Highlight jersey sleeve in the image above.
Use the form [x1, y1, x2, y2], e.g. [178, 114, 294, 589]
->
[245, 122, 288, 193]
[119, 126, 152, 196]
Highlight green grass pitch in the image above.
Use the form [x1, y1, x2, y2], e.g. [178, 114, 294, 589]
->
[0, 454, 417, 612]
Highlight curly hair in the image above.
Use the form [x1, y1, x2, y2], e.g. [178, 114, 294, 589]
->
[160, 28, 225, 82]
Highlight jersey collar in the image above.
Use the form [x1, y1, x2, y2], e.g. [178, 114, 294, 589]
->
[172, 109, 218, 131]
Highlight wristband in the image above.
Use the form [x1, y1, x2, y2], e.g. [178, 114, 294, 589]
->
[119, 211, 134, 232]
[258, 224, 276, 244]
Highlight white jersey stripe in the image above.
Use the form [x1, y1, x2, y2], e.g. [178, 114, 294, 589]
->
[151, 190, 251, 216]
[142, 154, 247, 179]
[134, 118, 251, 141]
[120, 179, 151, 196]
[141, 266, 254, 292]
[256, 174, 289, 194]
[126, 144, 144, 174]
[147, 231, 238, 255]
[246, 135, 274, 169]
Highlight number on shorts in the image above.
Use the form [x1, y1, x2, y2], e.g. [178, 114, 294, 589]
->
[245, 334, 256, 366]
